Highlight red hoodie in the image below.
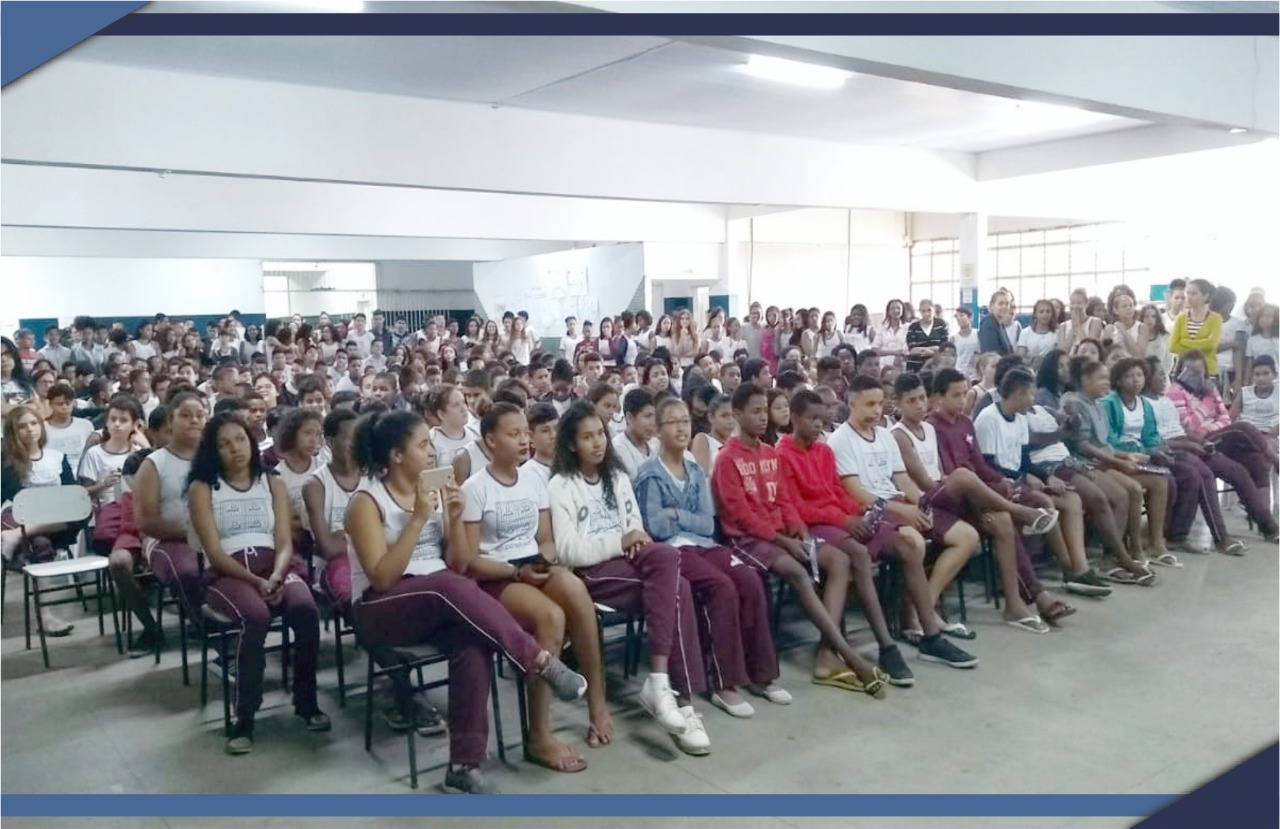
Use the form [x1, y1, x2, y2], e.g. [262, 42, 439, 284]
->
[713, 436, 806, 541]
[775, 434, 864, 527]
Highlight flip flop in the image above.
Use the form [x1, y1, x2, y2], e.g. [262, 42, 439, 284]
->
[585, 724, 612, 748]
[526, 751, 588, 774]
[1103, 567, 1140, 584]
[941, 622, 976, 640]
[1146, 552, 1182, 569]
[900, 628, 924, 646]
[1220, 540, 1248, 556]
[1005, 615, 1050, 634]
[812, 670, 886, 699]
[1041, 600, 1076, 622]
[43, 618, 75, 637]
[1022, 508, 1060, 536]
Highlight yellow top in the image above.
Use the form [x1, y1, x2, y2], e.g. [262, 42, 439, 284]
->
[1169, 310, 1223, 374]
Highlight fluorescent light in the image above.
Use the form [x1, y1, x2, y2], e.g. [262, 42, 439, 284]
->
[742, 55, 852, 90]
[273, 0, 366, 11]
[1228, 127, 1247, 134]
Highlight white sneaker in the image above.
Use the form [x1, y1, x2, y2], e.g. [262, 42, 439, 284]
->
[638, 673, 686, 734]
[671, 706, 711, 756]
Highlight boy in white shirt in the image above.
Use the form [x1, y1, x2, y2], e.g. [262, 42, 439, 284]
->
[612, 388, 659, 478]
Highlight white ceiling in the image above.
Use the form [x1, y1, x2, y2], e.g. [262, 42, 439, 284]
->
[68, 35, 1148, 153]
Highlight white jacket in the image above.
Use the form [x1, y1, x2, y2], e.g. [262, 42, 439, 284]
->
[546, 472, 645, 569]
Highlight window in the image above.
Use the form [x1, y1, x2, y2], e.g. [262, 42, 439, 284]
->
[909, 238, 959, 310]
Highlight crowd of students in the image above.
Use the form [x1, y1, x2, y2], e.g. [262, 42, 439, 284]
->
[1, 279, 1276, 794]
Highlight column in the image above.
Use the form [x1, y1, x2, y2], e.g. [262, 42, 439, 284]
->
[958, 212, 987, 319]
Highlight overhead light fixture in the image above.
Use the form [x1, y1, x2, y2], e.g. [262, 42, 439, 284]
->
[274, 0, 366, 11]
[1228, 127, 1247, 134]
[742, 55, 852, 90]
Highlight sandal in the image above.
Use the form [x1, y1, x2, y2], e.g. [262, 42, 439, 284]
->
[526, 750, 588, 774]
[812, 670, 886, 699]
[1023, 508, 1060, 536]
[900, 628, 924, 646]
[1041, 600, 1077, 622]
[585, 723, 612, 748]
[1103, 567, 1145, 585]
[1146, 552, 1182, 569]
[1005, 615, 1050, 634]
[941, 622, 976, 640]
[1220, 540, 1248, 556]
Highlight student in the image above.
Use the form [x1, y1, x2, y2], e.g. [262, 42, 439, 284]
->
[346, 409, 587, 793]
[588, 381, 623, 439]
[42, 382, 95, 475]
[1244, 305, 1279, 378]
[458, 402, 610, 770]
[426, 383, 478, 466]
[1, 404, 81, 635]
[1232, 354, 1279, 451]
[1017, 300, 1059, 361]
[636, 398, 787, 714]
[691, 393, 733, 477]
[1153, 356, 1278, 544]
[1169, 279, 1224, 375]
[612, 388, 660, 478]
[187, 412, 327, 754]
[978, 290, 1018, 356]
[546, 401, 710, 755]
[522, 403, 559, 488]
[560, 316, 583, 362]
[905, 300, 949, 372]
[719, 384, 910, 692]
[763, 388, 791, 446]
[274, 408, 325, 537]
[302, 409, 360, 607]
[1060, 358, 1172, 564]
[964, 353, 999, 416]
[134, 392, 208, 625]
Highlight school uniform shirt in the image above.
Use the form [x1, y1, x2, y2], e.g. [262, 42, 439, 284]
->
[365, 354, 388, 374]
[775, 434, 863, 528]
[521, 458, 554, 489]
[1148, 394, 1186, 441]
[546, 472, 645, 569]
[1216, 315, 1250, 371]
[1, 450, 74, 508]
[71, 342, 105, 373]
[131, 340, 159, 361]
[1016, 328, 1058, 360]
[874, 322, 909, 360]
[702, 334, 735, 360]
[1025, 405, 1072, 466]
[560, 333, 583, 360]
[612, 434, 660, 479]
[827, 422, 905, 501]
[37, 343, 73, 368]
[146, 447, 193, 531]
[461, 466, 548, 563]
[78, 443, 131, 505]
[905, 320, 949, 372]
[274, 455, 324, 530]
[431, 425, 477, 466]
[843, 327, 874, 354]
[1246, 334, 1278, 366]
[813, 331, 844, 360]
[740, 323, 764, 359]
[889, 420, 943, 482]
[712, 436, 806, 542]
[926, 411, 1006, 488]
[43, 417, 95, 478]
[346, 330, 374, 359]
[950, 328, 980, 377]
[973, 403, 1031, 478]
[348, 478, 447, 598]
[1238, 385, 1278, 431]
[311, 465, 357, 534]
[208, 475, 276, 552]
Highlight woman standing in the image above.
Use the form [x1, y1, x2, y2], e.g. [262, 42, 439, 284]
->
[651, 315, 675, 354]
[671, 311, 700, 370]
[875, 300, 910, 366]
[596, 318, 618, 368]
[345, 410, 586, 794]
[459, 402, 612, 770]
[1169, 279, 1224, 375]
[1104, 288, 1151, 360]
[240, 325, 265, 365]
[508, 317, 534, 367]
[843, 304, 874, 354]
[188, 412, 327, 754]
[1140, 304, 1172, 377]
[813, 312, 845, 360]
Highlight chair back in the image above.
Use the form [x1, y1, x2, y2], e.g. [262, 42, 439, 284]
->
[11, 486, 92, 528]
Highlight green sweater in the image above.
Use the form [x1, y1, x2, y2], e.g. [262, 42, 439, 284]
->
[1100, 392, 1161, 452]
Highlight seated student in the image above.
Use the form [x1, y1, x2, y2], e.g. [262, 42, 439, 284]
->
[273, 408, 325, 537]
[1231, 354, 1278, 458]
[762, 388, 792, 446]
[42, 382, 95, 476]
[888, 374, 1071, 627]
[612, 388, 660, 478]
[426, 384, 479, 466]
[451, 385, 521, 486]
[776, 391, 915, 685]
[1148, 356, 1278, 545]
[546, 402, 710, 755]
[543, 359, 579, 415]
[636, 398, 787, 716]
[828, 377, 990, 659]
[715, 384, 903, 694]
[521, 403, 559, 488]
[302, 409, 361, 607]
[133, 392, 208, 627]
[574, 352, 606, 398]
[188, 412, 328, 755]
[1061, 358, 1172, 564]
[458, 402, 610, 771]
[964, 353, 999, 417]
[691, 393, 734, 477]
[718, 360, 742, 397]
[346, 409, 587, 793]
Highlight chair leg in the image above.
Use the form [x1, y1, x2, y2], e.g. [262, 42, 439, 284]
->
[364, 656, 375, 752]
[2, 564, 8, 622]
[179, 602, 190, 687]
[23, 572, 32, 651]
[334, 622, 347, 709]
[407, 723, 419, 790]
[515, 668, 530, 758]
[220, 633, 232, 739]
[96, 571, 106, 637]
[31, 577, 50, 669]
[490, 659, 506, 764]
[200, 626, 210, 707]
[281, 620, 292, 691]
[956, 566, 967, 625]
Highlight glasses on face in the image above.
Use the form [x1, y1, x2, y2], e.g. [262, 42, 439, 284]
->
[660, 417, 691, 427]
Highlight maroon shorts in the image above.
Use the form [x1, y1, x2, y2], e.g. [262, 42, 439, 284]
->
[726, 537, 786, 572]
[921, 485, 971, 543]
[808, 524, 853, 550]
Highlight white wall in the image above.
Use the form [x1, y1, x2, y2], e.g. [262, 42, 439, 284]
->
[1, 257, 264, 330]
[472, 245, 644, 339]
[376, 261, 480, 315]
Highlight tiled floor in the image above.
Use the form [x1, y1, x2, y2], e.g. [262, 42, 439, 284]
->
[3, 508, 1276, 829]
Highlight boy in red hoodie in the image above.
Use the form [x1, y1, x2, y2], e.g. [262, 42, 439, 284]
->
[777, 390, 914, 687]
[713, 384, 887, 698]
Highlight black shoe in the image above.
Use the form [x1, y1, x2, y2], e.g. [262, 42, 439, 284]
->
[296, 707, 332, 732]
[917, 634, 979, 669]
[442, 764, 499, 794]
[226, 717, 254, 755]
[128, 628, 165, 658]
[412, 700, 447, 737]
[1063, 569, 1113, 598]
[878, 644, 916, 687]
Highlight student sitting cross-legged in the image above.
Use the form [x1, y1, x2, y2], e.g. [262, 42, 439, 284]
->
[713, 384, 896, 697]
[546, 401, 712, 756]
[635, 397, 788, 718]
[187, 412, 328, 755]
[458, 402, 611, 772]
[345, 409, 588, 794]
[825, 376, 980, 669]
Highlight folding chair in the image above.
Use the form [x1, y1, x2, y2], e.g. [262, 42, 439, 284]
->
[9, 486, 115, 668]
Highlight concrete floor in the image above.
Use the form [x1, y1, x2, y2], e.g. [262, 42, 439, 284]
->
[2, 507, 1276, 829]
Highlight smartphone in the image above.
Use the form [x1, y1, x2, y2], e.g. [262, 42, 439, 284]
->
[418, 466, 456, 494]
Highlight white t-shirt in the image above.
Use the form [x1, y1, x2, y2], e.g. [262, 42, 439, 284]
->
[889, 421, 942, 483]
[1016, 328, 1058, 360]
[1149, 395, 1185, 441]
[521, 458, 554, 489]
[432, 425, 477, 466]
[349, 478, 446, 598]
[583, 478, 625, 538]
[275, 455, 323, 529]
[561, 334, 583, 359]
[208, 475, 276, 551]
[77, 444, 131, 505]
[1119, 397, 1146, 445]
[951, 329, 980, 377]
[44, 418, 94, 477]
[1246, 334, 1278, 364]
[612, 434, 660, 479]
[973, 404, 1029, 475]
[1217, 316, 1249, 366]
[827, 422, 905, 501]
[1239, 386, 1278, 431]
[346, 330, 374, 359]
[461, 466, 549, 563]
[1025, 405, 1071, 464]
